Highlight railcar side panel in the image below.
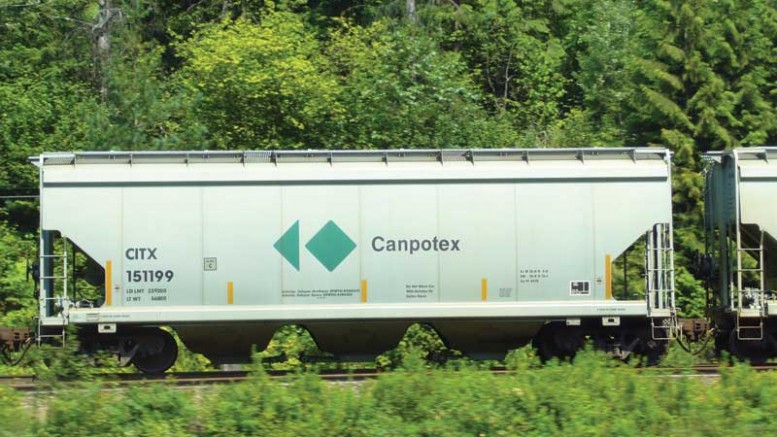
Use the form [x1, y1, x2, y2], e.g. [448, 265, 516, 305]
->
[41, 175, 670, 310]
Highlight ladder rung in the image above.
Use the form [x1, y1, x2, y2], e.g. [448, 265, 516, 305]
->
[737, 322, 763, 327]
[650, 328, 674, 340]
[41, 254, 67, 258]
[40, 276, 67, 280]
[736, 268, 763, 272]
[736, 325, 763, 339]
[738, 248, 763, 252]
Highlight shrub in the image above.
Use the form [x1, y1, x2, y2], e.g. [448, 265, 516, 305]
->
[8, 348, 777, 435]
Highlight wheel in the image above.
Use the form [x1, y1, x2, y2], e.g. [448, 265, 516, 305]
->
[132, 329, 178, 374]
[534, 324, 584, 362]
[728, 330, 770, 365]
[639, 338, 667, 366]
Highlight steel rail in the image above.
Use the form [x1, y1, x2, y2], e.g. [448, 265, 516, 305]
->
[3, 364, 777, 391]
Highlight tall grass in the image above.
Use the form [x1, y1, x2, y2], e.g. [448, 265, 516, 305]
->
[6, 348, 777, 436]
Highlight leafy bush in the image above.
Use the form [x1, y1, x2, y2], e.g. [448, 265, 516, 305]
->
[5, 348, 777, 435]
[38, 384, 197, 437]
[0, 386, 32, 437]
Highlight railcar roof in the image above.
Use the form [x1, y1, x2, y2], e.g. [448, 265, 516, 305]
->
[704, 147, 777, 162]
[31, 147, 669, 167]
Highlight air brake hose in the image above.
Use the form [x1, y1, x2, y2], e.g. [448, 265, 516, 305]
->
[675, 328, 715, 356]
[0, 337, 33, 366]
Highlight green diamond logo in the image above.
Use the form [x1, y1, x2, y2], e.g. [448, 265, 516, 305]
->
[274, 221, 300, 271]
[305, 221, 356, 272]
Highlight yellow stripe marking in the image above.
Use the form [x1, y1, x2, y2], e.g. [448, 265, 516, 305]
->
[227, 281, 234, 305]
[481, 278, 488, 301]
[605, 254, 612, 300]
[361, 280, 368, 303]
[105, 260, 112, 306]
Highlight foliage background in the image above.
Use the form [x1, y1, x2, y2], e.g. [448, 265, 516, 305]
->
[1, 0, 776, 362]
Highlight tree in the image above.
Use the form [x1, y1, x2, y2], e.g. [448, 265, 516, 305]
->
[176, 12, 344, 149]
[625, 0, 777, 316]
[426, 0, 567, 139]
[0, 222, 36, 323]
[0, 1, 96, 174]
[630, 0, 777, 155]
[327, 21, 516, 149]
[561, 0, 638, 145]
[83, 44, 208, 151]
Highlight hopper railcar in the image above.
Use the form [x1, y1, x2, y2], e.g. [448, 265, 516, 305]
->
[704, 147, 777, 362]
[32, 148, 676, 372]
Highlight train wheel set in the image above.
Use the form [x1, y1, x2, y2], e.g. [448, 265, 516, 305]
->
[12, 147, 775, 372]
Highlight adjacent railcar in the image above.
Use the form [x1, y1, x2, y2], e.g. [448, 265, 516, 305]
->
[33, 148, 676, 372]
[705, 147, 777, 361]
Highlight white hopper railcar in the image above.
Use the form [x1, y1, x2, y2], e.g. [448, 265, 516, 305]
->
[33, 148, 676, 372]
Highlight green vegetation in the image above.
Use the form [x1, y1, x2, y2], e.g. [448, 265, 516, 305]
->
[1, 0, 777, 366]
[0, 349, 775, 436]
[2, 0, 775, 325]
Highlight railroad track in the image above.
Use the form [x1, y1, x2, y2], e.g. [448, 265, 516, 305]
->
[0, 368, 383, 391]
[3, 364, 777, 391]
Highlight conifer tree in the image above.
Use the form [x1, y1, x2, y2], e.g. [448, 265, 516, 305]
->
[627, 0, 777, 316]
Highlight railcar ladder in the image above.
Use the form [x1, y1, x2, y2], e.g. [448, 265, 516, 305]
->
[735, 229, 765, 341]
[36, 236, 69, 346]
[646, 223, 676, 340]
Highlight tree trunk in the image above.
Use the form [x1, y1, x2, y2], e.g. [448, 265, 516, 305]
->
[406, 0, 417, 23]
